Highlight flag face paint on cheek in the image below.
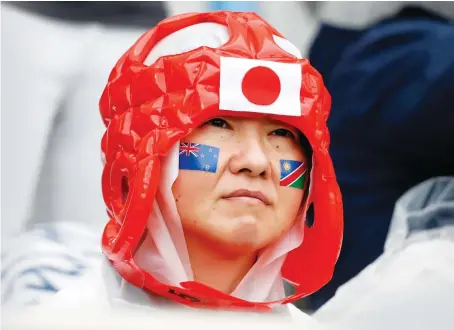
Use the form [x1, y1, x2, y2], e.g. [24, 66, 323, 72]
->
[280, 160, 307, 189]
[179, 142, 220, 173]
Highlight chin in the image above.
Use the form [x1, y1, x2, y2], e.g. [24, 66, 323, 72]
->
[214, 240, 261, 258]
[215, 226, 272, 256]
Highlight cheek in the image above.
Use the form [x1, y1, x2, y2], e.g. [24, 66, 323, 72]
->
[276, 187, 304, 227]
[172, 170, 216, 227]
[269, 138, 305, 164]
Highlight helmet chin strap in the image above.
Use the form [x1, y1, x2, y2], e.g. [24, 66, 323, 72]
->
[132, 140, 306, 303]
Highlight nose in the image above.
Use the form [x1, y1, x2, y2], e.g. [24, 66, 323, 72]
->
[228, 135, 271, 178]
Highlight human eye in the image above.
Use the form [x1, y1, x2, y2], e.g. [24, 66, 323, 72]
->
[270, 128, 297, 141]
[203, 118, 231, 129]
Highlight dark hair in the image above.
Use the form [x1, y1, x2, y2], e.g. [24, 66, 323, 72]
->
[299, 133, 313, 170]
[299, 133, 313, 225]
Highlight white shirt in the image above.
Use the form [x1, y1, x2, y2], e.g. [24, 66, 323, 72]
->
[3, 257, 319, 330]
[314, 177, 454, 330]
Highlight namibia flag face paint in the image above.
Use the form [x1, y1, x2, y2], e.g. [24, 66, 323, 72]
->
[280, 160, 307, 189]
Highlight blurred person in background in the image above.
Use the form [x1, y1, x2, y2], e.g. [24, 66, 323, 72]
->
[1, 0, 167, 306]
[3, 11, 343, 328]
[1, 1, 167, 244]
[305, 1, 454, 310]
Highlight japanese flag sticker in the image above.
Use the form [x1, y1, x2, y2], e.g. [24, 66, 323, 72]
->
[219, 57, 302, 116]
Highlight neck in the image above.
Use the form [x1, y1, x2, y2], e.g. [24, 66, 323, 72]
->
[184, 233, 257, 294]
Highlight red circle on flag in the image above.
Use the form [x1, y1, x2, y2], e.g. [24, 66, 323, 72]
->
[241, 66, 281, 106]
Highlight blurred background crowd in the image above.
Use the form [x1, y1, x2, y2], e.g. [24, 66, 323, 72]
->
[1, 1, 454, 329]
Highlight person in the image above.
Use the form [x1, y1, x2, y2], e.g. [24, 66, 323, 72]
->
[305, 1, 454, 309]
[1, 1, 167, 245]
[314, 176, 454, 330]
[1, 1, 166, 307]
[4, 11, 343, 327]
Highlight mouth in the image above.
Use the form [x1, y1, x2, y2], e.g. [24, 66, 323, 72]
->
[223, 189, 271, 205]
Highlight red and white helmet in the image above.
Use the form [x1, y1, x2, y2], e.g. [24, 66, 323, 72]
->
[99, 11, 343, 311]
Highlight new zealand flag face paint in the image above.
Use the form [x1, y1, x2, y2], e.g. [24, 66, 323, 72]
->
[280, 159, 307, 189]
[179, 142, 220, 173]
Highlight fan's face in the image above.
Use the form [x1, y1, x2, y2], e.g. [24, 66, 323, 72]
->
[172, 116, 309, 257]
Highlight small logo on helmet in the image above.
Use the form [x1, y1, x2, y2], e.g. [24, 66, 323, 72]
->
[168, 288, 202, 303]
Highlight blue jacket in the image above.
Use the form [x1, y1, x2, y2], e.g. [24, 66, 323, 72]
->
[308, 7, 454, 309]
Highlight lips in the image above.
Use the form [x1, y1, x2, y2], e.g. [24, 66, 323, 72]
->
[223, 189, 271, 205]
